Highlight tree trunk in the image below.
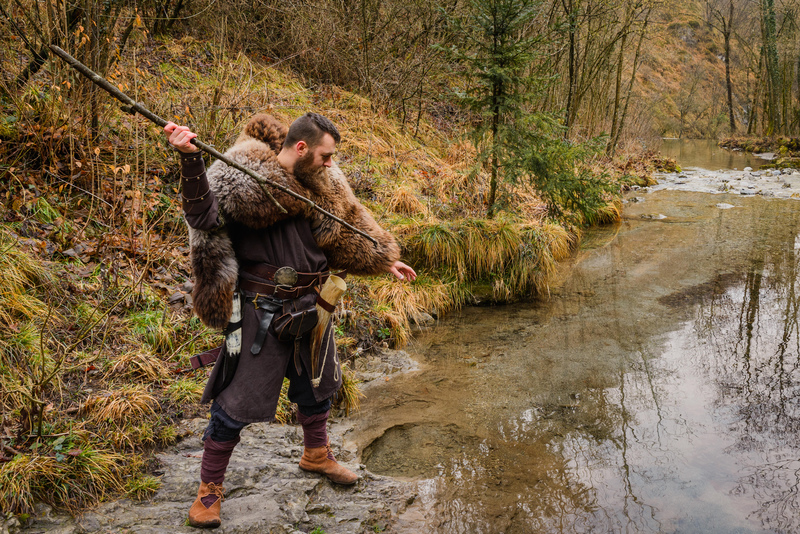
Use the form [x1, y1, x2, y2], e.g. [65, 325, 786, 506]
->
[562, 0, 577, 135]
[761, 0, 781, 134]
[488, 83, 500, 219]
[607, 31, 627, 156]
[12, 4, 83, 89]
[724, 4, 735, 134]
[612, 7, 650, 153]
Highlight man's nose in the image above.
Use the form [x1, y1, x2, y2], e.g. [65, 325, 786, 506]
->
[323, 159, 332, 167]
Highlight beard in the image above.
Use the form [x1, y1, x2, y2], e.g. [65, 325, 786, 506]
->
[293, 152, 326, 188]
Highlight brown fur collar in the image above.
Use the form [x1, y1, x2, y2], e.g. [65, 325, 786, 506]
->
[190, 114, 400, 329]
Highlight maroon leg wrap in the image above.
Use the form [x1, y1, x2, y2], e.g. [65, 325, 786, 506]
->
[199, 436, 239, 506]
[298, 410, 334, 458]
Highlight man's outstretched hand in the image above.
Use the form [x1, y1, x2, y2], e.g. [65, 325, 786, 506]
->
[164, 122, 199, 153]
[388, 261, 417, 282]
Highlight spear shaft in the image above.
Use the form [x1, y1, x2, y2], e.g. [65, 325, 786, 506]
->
[48, 45, 380, 246]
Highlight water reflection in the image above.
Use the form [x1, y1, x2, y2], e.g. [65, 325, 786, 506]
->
[659, 138, 767, 170]
[351, 192, 800, 533]
[693, 205, 800, 532]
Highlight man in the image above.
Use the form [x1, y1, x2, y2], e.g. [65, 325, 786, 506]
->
[165, 113, 416, 529]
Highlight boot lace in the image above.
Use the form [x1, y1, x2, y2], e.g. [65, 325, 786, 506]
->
[201, 482, 224, 507]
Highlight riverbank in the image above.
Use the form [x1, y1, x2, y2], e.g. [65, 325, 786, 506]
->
[7, 350, 421, 534]
[643, 166, 800, 199]
[719, 137, 800, 169]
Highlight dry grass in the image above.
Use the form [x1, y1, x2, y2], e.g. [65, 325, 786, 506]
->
[393, 217, 575, 297]
[107, 351, 171, 381]
[0, 229, 51, 327]
[0, 446, 126, 513]
[81, 386, 158, 426]
[385, 184, 429, 216]
[335, 362, 365, 416]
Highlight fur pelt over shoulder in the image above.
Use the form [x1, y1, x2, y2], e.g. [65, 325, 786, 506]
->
[190, 114, 400, 329]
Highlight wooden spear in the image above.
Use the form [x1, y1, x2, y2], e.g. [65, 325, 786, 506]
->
[47, 45, 380, 246]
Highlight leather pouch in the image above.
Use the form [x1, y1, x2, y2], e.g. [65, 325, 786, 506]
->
[270, 292, 319, 343]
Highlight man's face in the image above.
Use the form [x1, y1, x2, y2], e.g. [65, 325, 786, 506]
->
[294, 133, 336, 181]
[301, 133, 336, 168]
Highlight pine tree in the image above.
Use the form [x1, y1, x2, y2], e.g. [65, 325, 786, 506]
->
[442, 0, 615, 222]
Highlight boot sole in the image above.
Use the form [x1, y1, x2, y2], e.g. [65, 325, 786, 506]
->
[188, 518, 221, 529]
[299, 464, 359, 485]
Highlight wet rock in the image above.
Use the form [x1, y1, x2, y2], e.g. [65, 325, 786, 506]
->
[412, 312, 435, 327]
[2, 515, 21, 534]
[357, 349, 418, 382]
[740, 189, 756, 195]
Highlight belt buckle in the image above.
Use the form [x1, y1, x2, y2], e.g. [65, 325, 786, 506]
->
[274, 266, 298, 289]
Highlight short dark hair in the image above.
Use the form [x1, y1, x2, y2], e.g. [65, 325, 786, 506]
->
[283, 112, 341, 149]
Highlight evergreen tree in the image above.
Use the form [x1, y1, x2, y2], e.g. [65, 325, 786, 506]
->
[442, 0, 615, 222]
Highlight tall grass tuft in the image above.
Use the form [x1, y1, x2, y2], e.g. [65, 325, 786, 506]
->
[0, 229, 51, 328]
[82, 386, 158, 426]
[274, 378, 295, 424]
[394, 217, 574, 298]
[107, 351, 170, 382]
[385, 184, 429, 216]
[0, 447, 126, 513]
[335, 362, 364, 416]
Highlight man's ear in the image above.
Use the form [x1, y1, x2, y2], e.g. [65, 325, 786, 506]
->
[296, 140, 308, 156]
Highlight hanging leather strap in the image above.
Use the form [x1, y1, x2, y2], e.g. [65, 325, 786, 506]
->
[250, 297, 282, 355]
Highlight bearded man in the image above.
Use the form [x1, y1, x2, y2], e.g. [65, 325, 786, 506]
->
[165, 113, 416, 529]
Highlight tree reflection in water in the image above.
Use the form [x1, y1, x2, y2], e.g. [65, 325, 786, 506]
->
[696, 203, 800, 532]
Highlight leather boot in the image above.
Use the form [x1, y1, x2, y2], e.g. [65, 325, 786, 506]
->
[299, 444, 359, 485]
[188, 481, 224, 528]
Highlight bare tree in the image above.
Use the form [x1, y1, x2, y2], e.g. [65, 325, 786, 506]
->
[705, 0, 746, 134]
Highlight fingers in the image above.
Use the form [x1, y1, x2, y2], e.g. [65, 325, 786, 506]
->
[389, 261, 417, 282]
[389, 265, 405, 281]
[402, 264, 417, 281]
[165, 123, 199, 153]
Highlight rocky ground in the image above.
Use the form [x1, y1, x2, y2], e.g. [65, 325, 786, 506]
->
[641, 166, 800, 199]
[7, 351, 421, 534]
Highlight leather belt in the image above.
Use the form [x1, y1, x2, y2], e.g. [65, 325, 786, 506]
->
[238, 276, 322, 300]
[241, 262, 330, 287]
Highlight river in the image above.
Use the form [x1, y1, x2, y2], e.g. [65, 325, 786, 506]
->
[659, 138, 769, 171]
[349, 165, 800, 531]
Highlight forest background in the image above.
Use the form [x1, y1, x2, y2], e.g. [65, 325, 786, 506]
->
[1, 0, 799, 519]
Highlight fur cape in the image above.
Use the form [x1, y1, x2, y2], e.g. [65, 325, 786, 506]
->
[189, 114, 401, 329]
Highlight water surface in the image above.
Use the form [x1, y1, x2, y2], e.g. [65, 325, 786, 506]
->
[349, 191, 800, 533]
[659, 138, 768, 171]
